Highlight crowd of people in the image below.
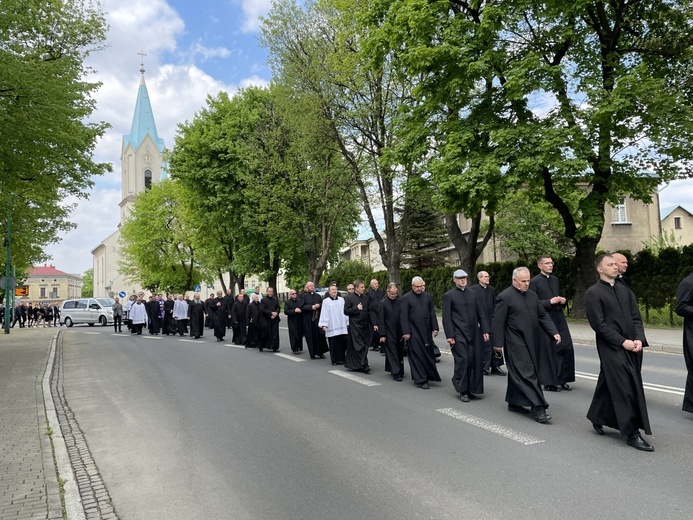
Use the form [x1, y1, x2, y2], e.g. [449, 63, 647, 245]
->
[106, 250, 693, 453]
[0, 302, 61, 328]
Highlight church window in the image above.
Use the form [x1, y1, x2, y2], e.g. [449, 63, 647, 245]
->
[144, 169, 152, 190]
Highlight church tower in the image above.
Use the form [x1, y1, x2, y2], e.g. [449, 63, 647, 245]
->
[92, 58, 166, 297]
[119, 57, 165, 222]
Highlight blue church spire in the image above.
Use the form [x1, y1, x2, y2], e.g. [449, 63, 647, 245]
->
[123, 54, 165, 155]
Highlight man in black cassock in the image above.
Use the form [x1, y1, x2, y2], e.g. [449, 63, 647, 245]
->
[146, 296, 160, 335]
[231, 294, 248, 345]
[343, 279, 374, 373]
[675, 273, 693, 414]
[245, 294, 261, 348]
[210, 290, 227, 342]
[469, 271, 505, 375]
[367, 279, 385, 352]
[443, 269, 490, 402]
[259, 287, 280, 352]
[529, 256, 575, 392]
[283, 289, 304, 354]
[585, 254, 653, 451]
[492, 267, 559, 423]
[188, 293, 205, 339]
[378, 283, 404, 381]
[299, 281, 328, 359]
[223, 289, 234, 330]
[163, 294, 175, 335]
[400, 276, 441, 389]
[204, 293, 215, 329]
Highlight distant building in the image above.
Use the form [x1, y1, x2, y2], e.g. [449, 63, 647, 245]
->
[21, 265, 82, 303]
[91, 62, 166, 298]
[660, 205, 693, 245]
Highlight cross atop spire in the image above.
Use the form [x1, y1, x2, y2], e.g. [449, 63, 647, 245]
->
[137, 50, 147, 75]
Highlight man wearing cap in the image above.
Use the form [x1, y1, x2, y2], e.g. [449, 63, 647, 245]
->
[443, 269, 490, 402]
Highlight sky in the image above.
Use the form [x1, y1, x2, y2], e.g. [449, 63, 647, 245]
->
[44, 0, 693, 275]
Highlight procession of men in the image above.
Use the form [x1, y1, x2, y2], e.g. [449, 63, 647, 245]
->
[99, 248, 693, 453]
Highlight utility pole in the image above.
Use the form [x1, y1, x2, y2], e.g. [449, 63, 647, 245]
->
[4, 195, 12, 334]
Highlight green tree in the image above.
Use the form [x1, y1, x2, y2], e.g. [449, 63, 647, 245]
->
[81, 268, 93, 297]
[0, 0, 110, 274]
[119, 180, 201, 292]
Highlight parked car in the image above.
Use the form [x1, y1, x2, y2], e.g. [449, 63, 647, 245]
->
[61, 298, 115, 327]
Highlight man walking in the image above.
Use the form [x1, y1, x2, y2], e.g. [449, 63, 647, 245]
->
[675, 272, 693, 414]
[284, 289, 303, 354]
[259, 287, 280, 352]
[469, 271, 505, 376]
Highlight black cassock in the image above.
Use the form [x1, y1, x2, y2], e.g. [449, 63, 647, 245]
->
[400, 291, 441, 385]
[469, 283, 503, 370]
[378, 295, 404, 379]
[529, 274, 575, 386]
[443, 287, 489, 396]
[204, 297, 215, 328]
[299, 292, 328, 358]
[145, 300, 160, 334]
[492, 286, 557, 409]
[283, 297, 304, 353]
[343, 292, 373, 371]
[231, 300, 248, 345]
[188, 300, 205, 338]
[585, 280, 651, 435]
[259, 296, 281, 351]
[210, 297, 227, 340]
[675, 273, 693, 413]
[367, 288, 385, 348]
[246, 301, 261, 348]
[163, 298, 176, 335]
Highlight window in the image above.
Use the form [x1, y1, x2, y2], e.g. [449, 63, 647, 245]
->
[674, 216, 682, 229]
[144, 169, 152, 190]
[51, 287, 59, 299]
[613, 199, 628, 224]
[75, 300, 88, 309]
[40, 287, 46, 298]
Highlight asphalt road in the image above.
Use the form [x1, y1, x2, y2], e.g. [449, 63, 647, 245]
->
[60, 324, 693, 520]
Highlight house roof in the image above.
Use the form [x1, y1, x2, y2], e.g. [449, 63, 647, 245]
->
[122, 72, 165, 158]
[660, 205, 693, 220]
[28, 265, 69, 276]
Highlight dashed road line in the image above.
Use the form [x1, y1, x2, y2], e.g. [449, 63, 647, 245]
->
[83, 332, 101, 335]
[436, 408, 545, 446]
[140, 335, 162, 340]
[328, 370, 381, 387]
[273, 352, 305, 362]
[179, 339, 205, 344]
[224, 344, 245, 349]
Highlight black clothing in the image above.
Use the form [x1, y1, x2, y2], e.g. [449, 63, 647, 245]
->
[223, 294, 234, 329]
[299, 292, 328, 358]
[210, 297, 227, 340]
[145, 301, 160, 334]
[163, 299, 176, 334]
[469, 283, 503, 370]
[259, 296, 281, 351]
[283, 297, 303, 353]
[231, 300, 248, 345]
[676, 273, 693, 413]
[188, 300, 205, 338]
[443, 286, 489, 396]
[378, 295, 404, 378]
[367, 288, 385, 348]
[492, 286, 558, 409]
[204, 297, 215, 328]
[400, 290, 441, 385]
[529, 273, 575, 386]
[343, 292, 373, 371]
[246, 301, 261, 348]
[585, 280, 651, 435]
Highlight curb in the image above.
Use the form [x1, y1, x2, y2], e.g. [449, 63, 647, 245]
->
[42, 330, 86, 520]
[571, 335, 683, 355]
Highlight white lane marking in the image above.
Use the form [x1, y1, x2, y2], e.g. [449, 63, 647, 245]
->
[273, 352, 305, 362]
[575, 371, 685, 396]
[141, 336, 162, 340]
[111, 334, 127, 337]
[436, 408, 545, 446]
[225, 344, 245, 349]
[179, 339, 205, 344]
[83, 332, 101, 335]
[328, 370, 381, 387]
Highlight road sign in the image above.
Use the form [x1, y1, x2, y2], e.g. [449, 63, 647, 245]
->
[194, 285, 201, 292]
[0, 275, 17, 291]
[119, 291, 127, 298]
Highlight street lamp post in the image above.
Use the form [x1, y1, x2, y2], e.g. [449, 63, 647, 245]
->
[4, 196, 12, 334]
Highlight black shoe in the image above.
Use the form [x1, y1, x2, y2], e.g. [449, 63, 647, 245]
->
[508, 404, 530, 414]
[273, 348, 279, 352]
[363, 366, 371, 374]
[319, 354, 326, 359]
[394, 375, 402, 381]
[531, 407, 551, 423]
[293, 351, 300, 355]
[491, 367, 507, 376]
[482, 369, 491, 376]
[419, 382, 429, 389]
[459, 393, 470, 402]
[310, 356, 316, 359]
[545, 385, 561, 392]
[592, 423, 604, 435]
[561, 383, 573, 391]
[626, 432, 654, 452]
[259, 348, 264, 352]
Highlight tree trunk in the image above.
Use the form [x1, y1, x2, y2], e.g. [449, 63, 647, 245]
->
[445, 212, 494, 276]
[236, 274, 246, 294]
[217, 270, 227, 293]
[570, 236, 601, 319]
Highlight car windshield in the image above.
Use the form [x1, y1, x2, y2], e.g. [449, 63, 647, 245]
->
[96, 298, 115, 307]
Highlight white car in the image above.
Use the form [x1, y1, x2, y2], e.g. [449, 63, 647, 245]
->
[61, 298, 115, 327]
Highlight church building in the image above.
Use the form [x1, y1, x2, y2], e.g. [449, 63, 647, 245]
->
[91, 63, 165, 298]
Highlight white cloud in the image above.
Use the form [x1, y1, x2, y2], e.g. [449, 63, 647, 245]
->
[235, 0, 273, 33]
[659, 180, 693, 212]
[239, 74, 270, 88]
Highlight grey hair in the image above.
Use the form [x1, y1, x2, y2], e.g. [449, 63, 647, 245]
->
[512, 267, 530, 279]
[411, 276, 424, 285]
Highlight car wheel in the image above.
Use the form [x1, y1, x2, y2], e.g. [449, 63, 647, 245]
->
[64, 317, 73, 327]
[99, 315, 107, 326]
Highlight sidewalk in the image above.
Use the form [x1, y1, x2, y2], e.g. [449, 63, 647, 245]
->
[0, 327, 63, 520]
[569, 320, 683, 355]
